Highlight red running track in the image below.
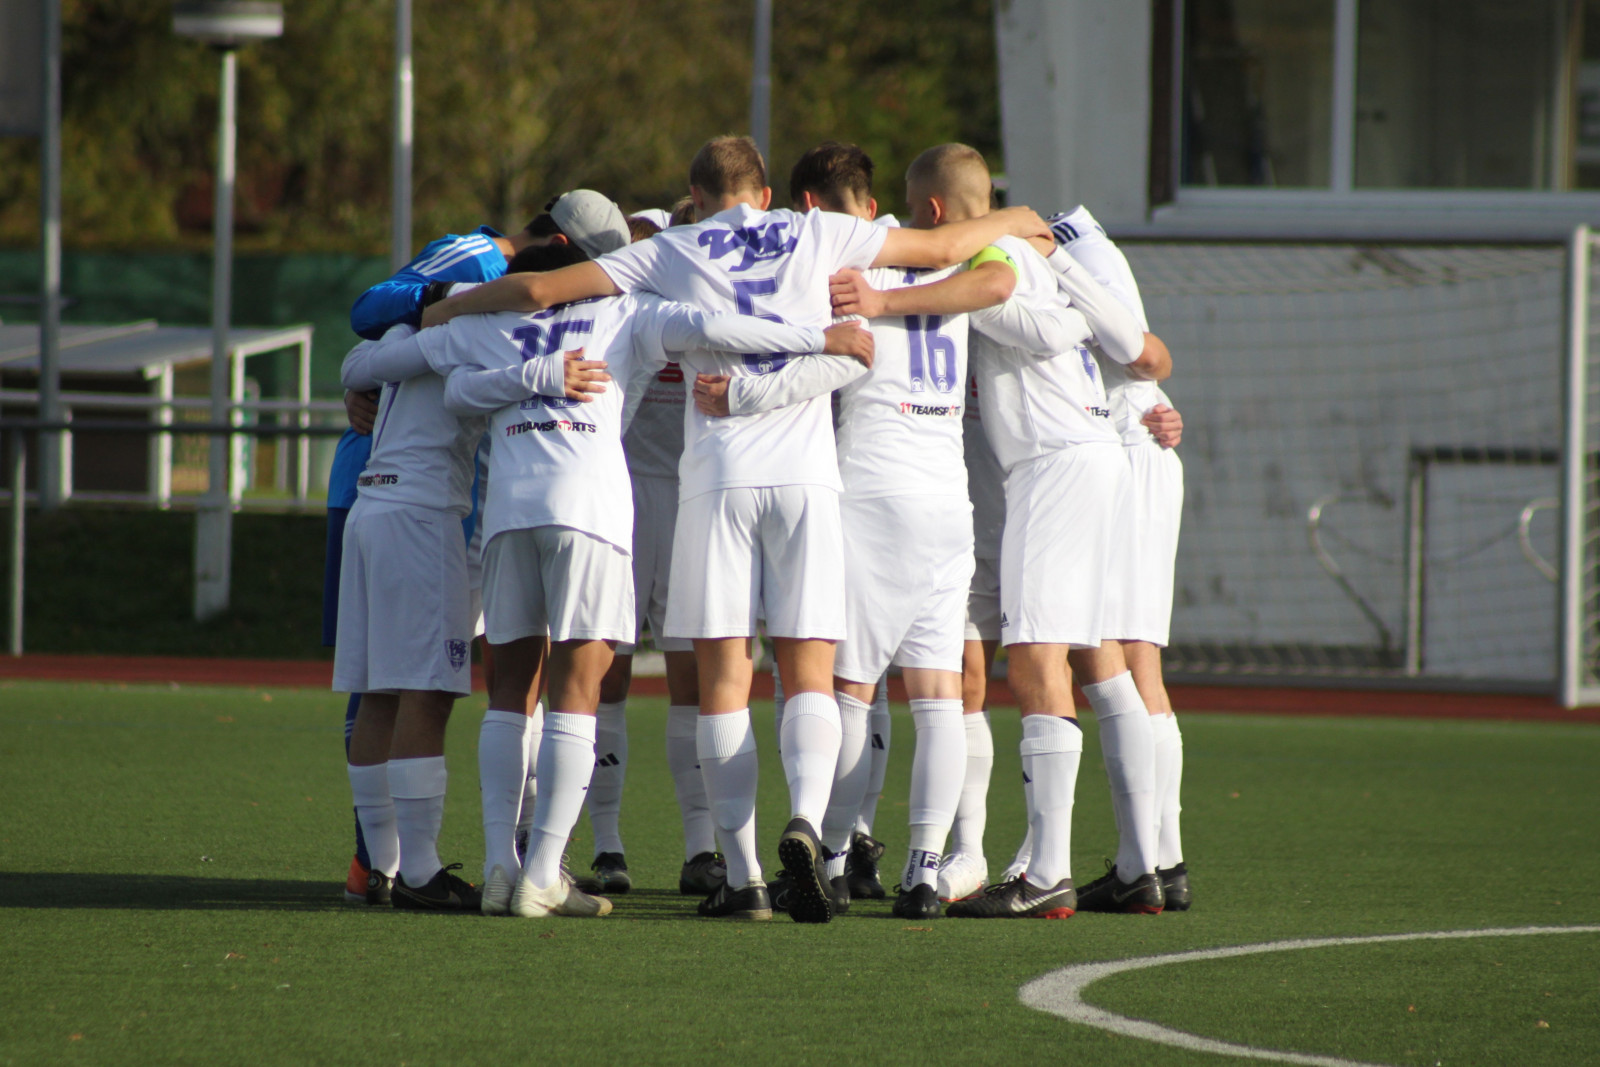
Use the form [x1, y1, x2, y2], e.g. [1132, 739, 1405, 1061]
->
[3, 653, 1598, 724]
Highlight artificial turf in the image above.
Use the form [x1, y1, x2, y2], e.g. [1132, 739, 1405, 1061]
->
[0, 680, 1596, 1067]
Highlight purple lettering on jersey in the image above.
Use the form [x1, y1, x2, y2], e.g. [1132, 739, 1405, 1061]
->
[905, 314, 957, 394]
[732, 277, 790, 375]
[697, 220, 799, 273]
[1078, 345, 1097, 383]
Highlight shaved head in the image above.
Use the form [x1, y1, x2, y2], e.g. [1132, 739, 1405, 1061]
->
[905, 143, 993, 218]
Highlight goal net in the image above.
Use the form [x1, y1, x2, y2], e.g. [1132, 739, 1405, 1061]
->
[1121, 238, 1581, 693]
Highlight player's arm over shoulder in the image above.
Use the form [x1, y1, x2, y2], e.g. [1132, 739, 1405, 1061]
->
[421, 261, 618, 326]
[869, 206, 1048, 270]
[830, 252, 1015, 319]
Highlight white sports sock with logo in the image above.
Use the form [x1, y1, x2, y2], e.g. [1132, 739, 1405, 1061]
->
[779, 691, 842, 828]
[347, 762, 399, 877]
[951, 710, 994, 858]
[521, 712, 596, 890]
[855, 677, 892, 836]
[586, 700, 628, 856]
[665, 704, 716, 860]
[822, 693, 873, 878]
[698, 710, 762, 887]
[1021, 714, 1082, 889]
[902, 699, 965, 889]
[516, 702, 544, 845]
[1152, 711, 1185, 869]
[478, 709, 530, 879]
[1084, 671, 1159, 880]
[388, 756, 448, 888]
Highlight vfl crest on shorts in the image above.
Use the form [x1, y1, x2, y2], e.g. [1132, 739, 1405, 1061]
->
[446, 639, 468, 672]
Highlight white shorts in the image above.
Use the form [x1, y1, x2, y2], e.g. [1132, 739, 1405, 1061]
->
[621, 474, 692, 655]
[666, 484, 845, 640]
[1100, 441, 1183, 645]
[1000, 443, 1130, 648]
[834, 494, 974, 683]
[332, 499, 474, 696]
[482, 526, 634, 645]
[964, 555, 1002, 643]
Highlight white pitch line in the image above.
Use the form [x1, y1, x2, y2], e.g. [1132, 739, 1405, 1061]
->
[1019, 925, 1600, 1067]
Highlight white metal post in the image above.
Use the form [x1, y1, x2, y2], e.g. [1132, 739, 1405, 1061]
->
[38, 0, 64, 510]
[750, 0, 772, 162]
[392, 0, 413, 272]
[8, 429, 23, 657]
[1560, 224, 1591, 708]
[194, 47, 237, 621]
[1329, 0, 1358, 193]
[295, 337, 311, 502]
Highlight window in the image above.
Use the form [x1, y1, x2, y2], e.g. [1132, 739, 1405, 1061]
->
[1181, 0, 1600, 192]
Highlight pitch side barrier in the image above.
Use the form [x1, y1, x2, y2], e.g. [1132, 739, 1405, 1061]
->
[2, 417, 349, 657]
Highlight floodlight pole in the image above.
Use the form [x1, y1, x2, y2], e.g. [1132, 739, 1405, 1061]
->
[194, 46, 238, 622]
[38, 0, 63, 511]
[391, 0, 413, 271]
[750, 0, 772, 162]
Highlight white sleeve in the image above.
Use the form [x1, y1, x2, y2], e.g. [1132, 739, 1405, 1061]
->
[727, 357, 866, 416]
[441, 359, 564, 416]
[340, 324, 428, 390]
[969, 290, 1093, 358]
[1062, 236, 1148, 328]
[816, 210, 890, 271]
[594, 237, 665, 295]
[1045, 247, 1145, 365]
[639, 295, 827, 358]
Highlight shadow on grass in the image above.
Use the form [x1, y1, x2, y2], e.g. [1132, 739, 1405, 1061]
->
[0, 872, 346, 911]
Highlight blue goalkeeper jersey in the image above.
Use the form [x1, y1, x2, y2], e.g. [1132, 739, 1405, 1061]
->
[348, 225, 510, 340]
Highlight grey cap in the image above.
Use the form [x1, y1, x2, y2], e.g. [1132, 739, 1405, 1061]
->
[550, 190, 631, 259]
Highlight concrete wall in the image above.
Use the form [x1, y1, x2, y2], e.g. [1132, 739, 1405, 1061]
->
[994, 0, 1153, 225]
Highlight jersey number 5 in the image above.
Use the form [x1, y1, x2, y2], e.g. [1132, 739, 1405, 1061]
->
[733, 278, 789, 375]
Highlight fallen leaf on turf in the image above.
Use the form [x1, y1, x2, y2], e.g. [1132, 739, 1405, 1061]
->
[224, 952, 245, 961]
[903, 926, 932, 931]
[68, 1034, 82, 1041]
[1536, 1021, 1549, 1029]
[200, 856, 213, 863]
[1230, 792, 1240, 798]
[261, 693, 272, 702]
[1407, 1005, 1415, 1012]
[538, 932, 554, 939]
[277, 984, 290, 989]
[215, 716, 234, 723]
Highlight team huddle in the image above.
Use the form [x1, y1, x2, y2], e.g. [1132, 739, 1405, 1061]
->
[326, 135, 1190, 923]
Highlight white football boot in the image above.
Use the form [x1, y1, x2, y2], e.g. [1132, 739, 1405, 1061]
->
[481, 863, 517, 916]
[936, 852, 990, 902]
[509, 870, 612, 918]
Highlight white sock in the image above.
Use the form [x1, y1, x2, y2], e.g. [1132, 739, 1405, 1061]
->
[903, 698, 964, 889]
[517, 702, 544, 845]
[586, 700, 628, 856]
[1009, 758, 1038, 875]
[772, 675, 785, 752]
[952, 710, 993, 857]
[855, 678, 892, 835]
[1084, 671, 1159, 880]
[478, 709, 529, 879]
[822, 693, 873, 878]
[347, 762, 398, 877]
[666, 704, 716, 860]
[521, 712, 597, 890]
[779, 691, 842, 828]
[1152, 712, 1185, 869]
[698, 710, 761, 887]
[1020, 715, 1082, 889]
[388, 756, 448, 888]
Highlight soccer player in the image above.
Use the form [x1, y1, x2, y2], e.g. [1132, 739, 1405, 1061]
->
[374, 237, 875, 917]
[421, 135, 1050, 923]
[831, 143, 1169, 918]
[699, 142, 1023, 919]
[1000, 207, 1191, 912]
[335, 324, 488, 911]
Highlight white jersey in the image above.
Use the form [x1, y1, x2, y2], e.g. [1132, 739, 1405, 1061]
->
[1050, 205, 1172, 446]
[622, 361, 687, 481]
[963, 371, 1007, 560]
[340, 326, 485, 516]
[835, 264, 968, 499]
[969, 235, 1113, 471]
[417, 293, 828, 553]
[597, 203, 888, 499]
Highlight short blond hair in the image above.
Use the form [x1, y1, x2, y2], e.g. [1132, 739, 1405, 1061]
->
[689, 135, 767, 198]
[906, 143, 993, 215]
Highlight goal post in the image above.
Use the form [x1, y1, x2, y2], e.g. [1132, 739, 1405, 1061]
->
[1120, 234, 1600, 703]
